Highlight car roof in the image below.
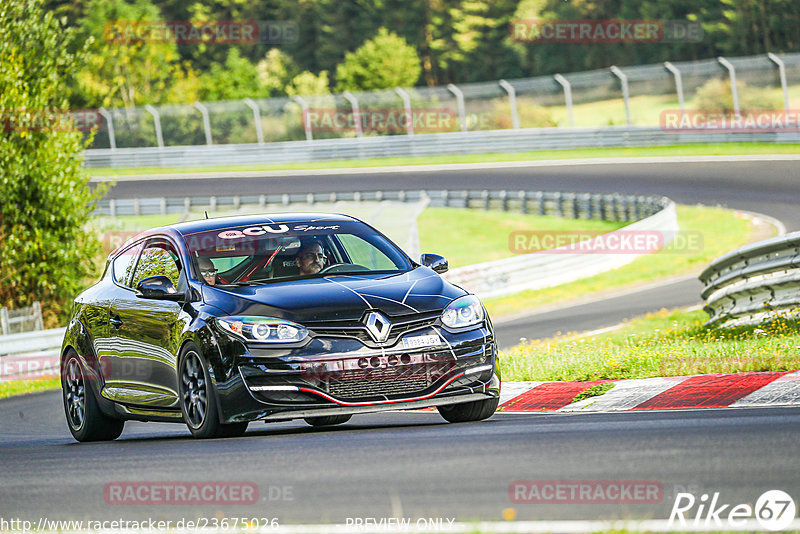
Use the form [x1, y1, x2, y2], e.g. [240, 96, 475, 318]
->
[168, 212, 361, 237]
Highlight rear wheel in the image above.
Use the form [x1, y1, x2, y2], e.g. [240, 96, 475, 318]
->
[179, 343, 247, 439]
[438, 396, 499, 423]
[62, 351, 124, 442]
[304, 414, 352, 427]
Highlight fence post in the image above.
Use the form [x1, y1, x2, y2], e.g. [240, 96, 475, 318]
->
[767, 53, 790, 115]
[663, 62, 685, 112]
[717, 57, 740, 116]
[519, 190, 527, 214]
[536, 191, 544, 215]
[610, 66, 632, 126]
[585, 193, 594, 219]
[394, 87, 414, 135]
[499, 80, 520, 130]
[144, 105, 164, 148]
[447, 84, 468, 132]
[342, 91, 363, 138]
[292, 96, 313, 141]
[98, 108, 116, 150]
[194, 102, 213, 145]
[554, 74, 574, 127]
[32, 302, 44, 331]
[244, 98, 264, 144]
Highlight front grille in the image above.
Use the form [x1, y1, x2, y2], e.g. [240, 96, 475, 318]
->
[308, 312, 440, 346]
[326, 360, 454, 400]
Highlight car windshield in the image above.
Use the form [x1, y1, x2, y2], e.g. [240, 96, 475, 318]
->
[183, 220, 413, 286]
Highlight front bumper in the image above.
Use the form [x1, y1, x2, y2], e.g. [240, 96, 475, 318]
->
[213, 324, 499, 424]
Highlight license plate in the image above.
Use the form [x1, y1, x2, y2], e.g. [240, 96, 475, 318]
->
[401, 335, 443, 349]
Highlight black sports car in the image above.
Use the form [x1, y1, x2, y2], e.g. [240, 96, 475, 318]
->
[61, 213, 500, 441]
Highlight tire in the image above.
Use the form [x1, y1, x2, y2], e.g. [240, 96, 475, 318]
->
[304, 414, 352, 427]
[62, 351, 124, 442]
[437, 396, 499, 423]
[178, 342, 246, 439]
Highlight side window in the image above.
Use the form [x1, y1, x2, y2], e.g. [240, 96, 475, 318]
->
[131, 242, 181, 288]
[112, 242, 143, 288]
[337, 234, 397, 270]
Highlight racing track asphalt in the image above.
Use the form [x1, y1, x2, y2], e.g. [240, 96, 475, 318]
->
[101, 159, 800, 347]
[1, 159, 796, 526]
[1, 390, 799, 524]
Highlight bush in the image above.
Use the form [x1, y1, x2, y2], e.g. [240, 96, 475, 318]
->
[693, 78, 782, 113]
[335, 28, 421, 92]
[0, 0, 103, 326]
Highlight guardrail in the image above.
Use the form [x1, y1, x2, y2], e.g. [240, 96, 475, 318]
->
[83, 126, 800, 168]
[700, 231, 800, 327]
[96, 188, 666, 220]
[0, 302, 44, 335]
[0, 328, 64, 380]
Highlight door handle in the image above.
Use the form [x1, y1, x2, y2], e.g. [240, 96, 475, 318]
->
[110, 315, 123, 329]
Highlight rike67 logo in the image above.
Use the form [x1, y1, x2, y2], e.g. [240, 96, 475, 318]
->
[669, 489, 797, 531]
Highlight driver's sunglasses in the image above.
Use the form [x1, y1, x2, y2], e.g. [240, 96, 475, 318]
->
[302, 253, 327, 260]
[201, 269, 218, 276]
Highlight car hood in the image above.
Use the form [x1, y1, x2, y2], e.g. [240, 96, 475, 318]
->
[202, 267, 465, 323]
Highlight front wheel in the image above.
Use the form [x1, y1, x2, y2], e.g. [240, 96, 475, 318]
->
[62, 351, 124, 442]
[179, 343, 247, 439]
[437, 397, 499, 423]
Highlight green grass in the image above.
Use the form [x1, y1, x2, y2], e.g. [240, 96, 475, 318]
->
[87, 142, 800, 176]
[537, 84, 800, 127]
[571, 382, 615, 403]
[483, 205, 760, 320]
[417, 207, 625, 268]
[0, 376, 61, 400]
[499, 308, 800, 382]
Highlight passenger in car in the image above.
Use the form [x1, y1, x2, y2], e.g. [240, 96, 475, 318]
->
[198, 256, 221, 285]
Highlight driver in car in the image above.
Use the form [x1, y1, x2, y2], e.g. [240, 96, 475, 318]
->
[295, 241, 326, 276]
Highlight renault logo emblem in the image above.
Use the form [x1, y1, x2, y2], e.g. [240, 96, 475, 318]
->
[364, 311, 391, 343]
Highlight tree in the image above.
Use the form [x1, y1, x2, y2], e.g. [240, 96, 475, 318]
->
[74, 0, 200, 108]
[199, 48, 263, 101]
[257, 48, 300, 97]
[0, 0, 103, 324]
[335, 28, 422, 91]
[287, 71, 331, 96]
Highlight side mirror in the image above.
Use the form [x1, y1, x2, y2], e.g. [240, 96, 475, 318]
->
[420, 253, 448, 274]
[135, 275, 184, 301]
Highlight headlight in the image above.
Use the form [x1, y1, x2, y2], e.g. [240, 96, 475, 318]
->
[441, 295, 485, 329]
[216, 316, 308, 344]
